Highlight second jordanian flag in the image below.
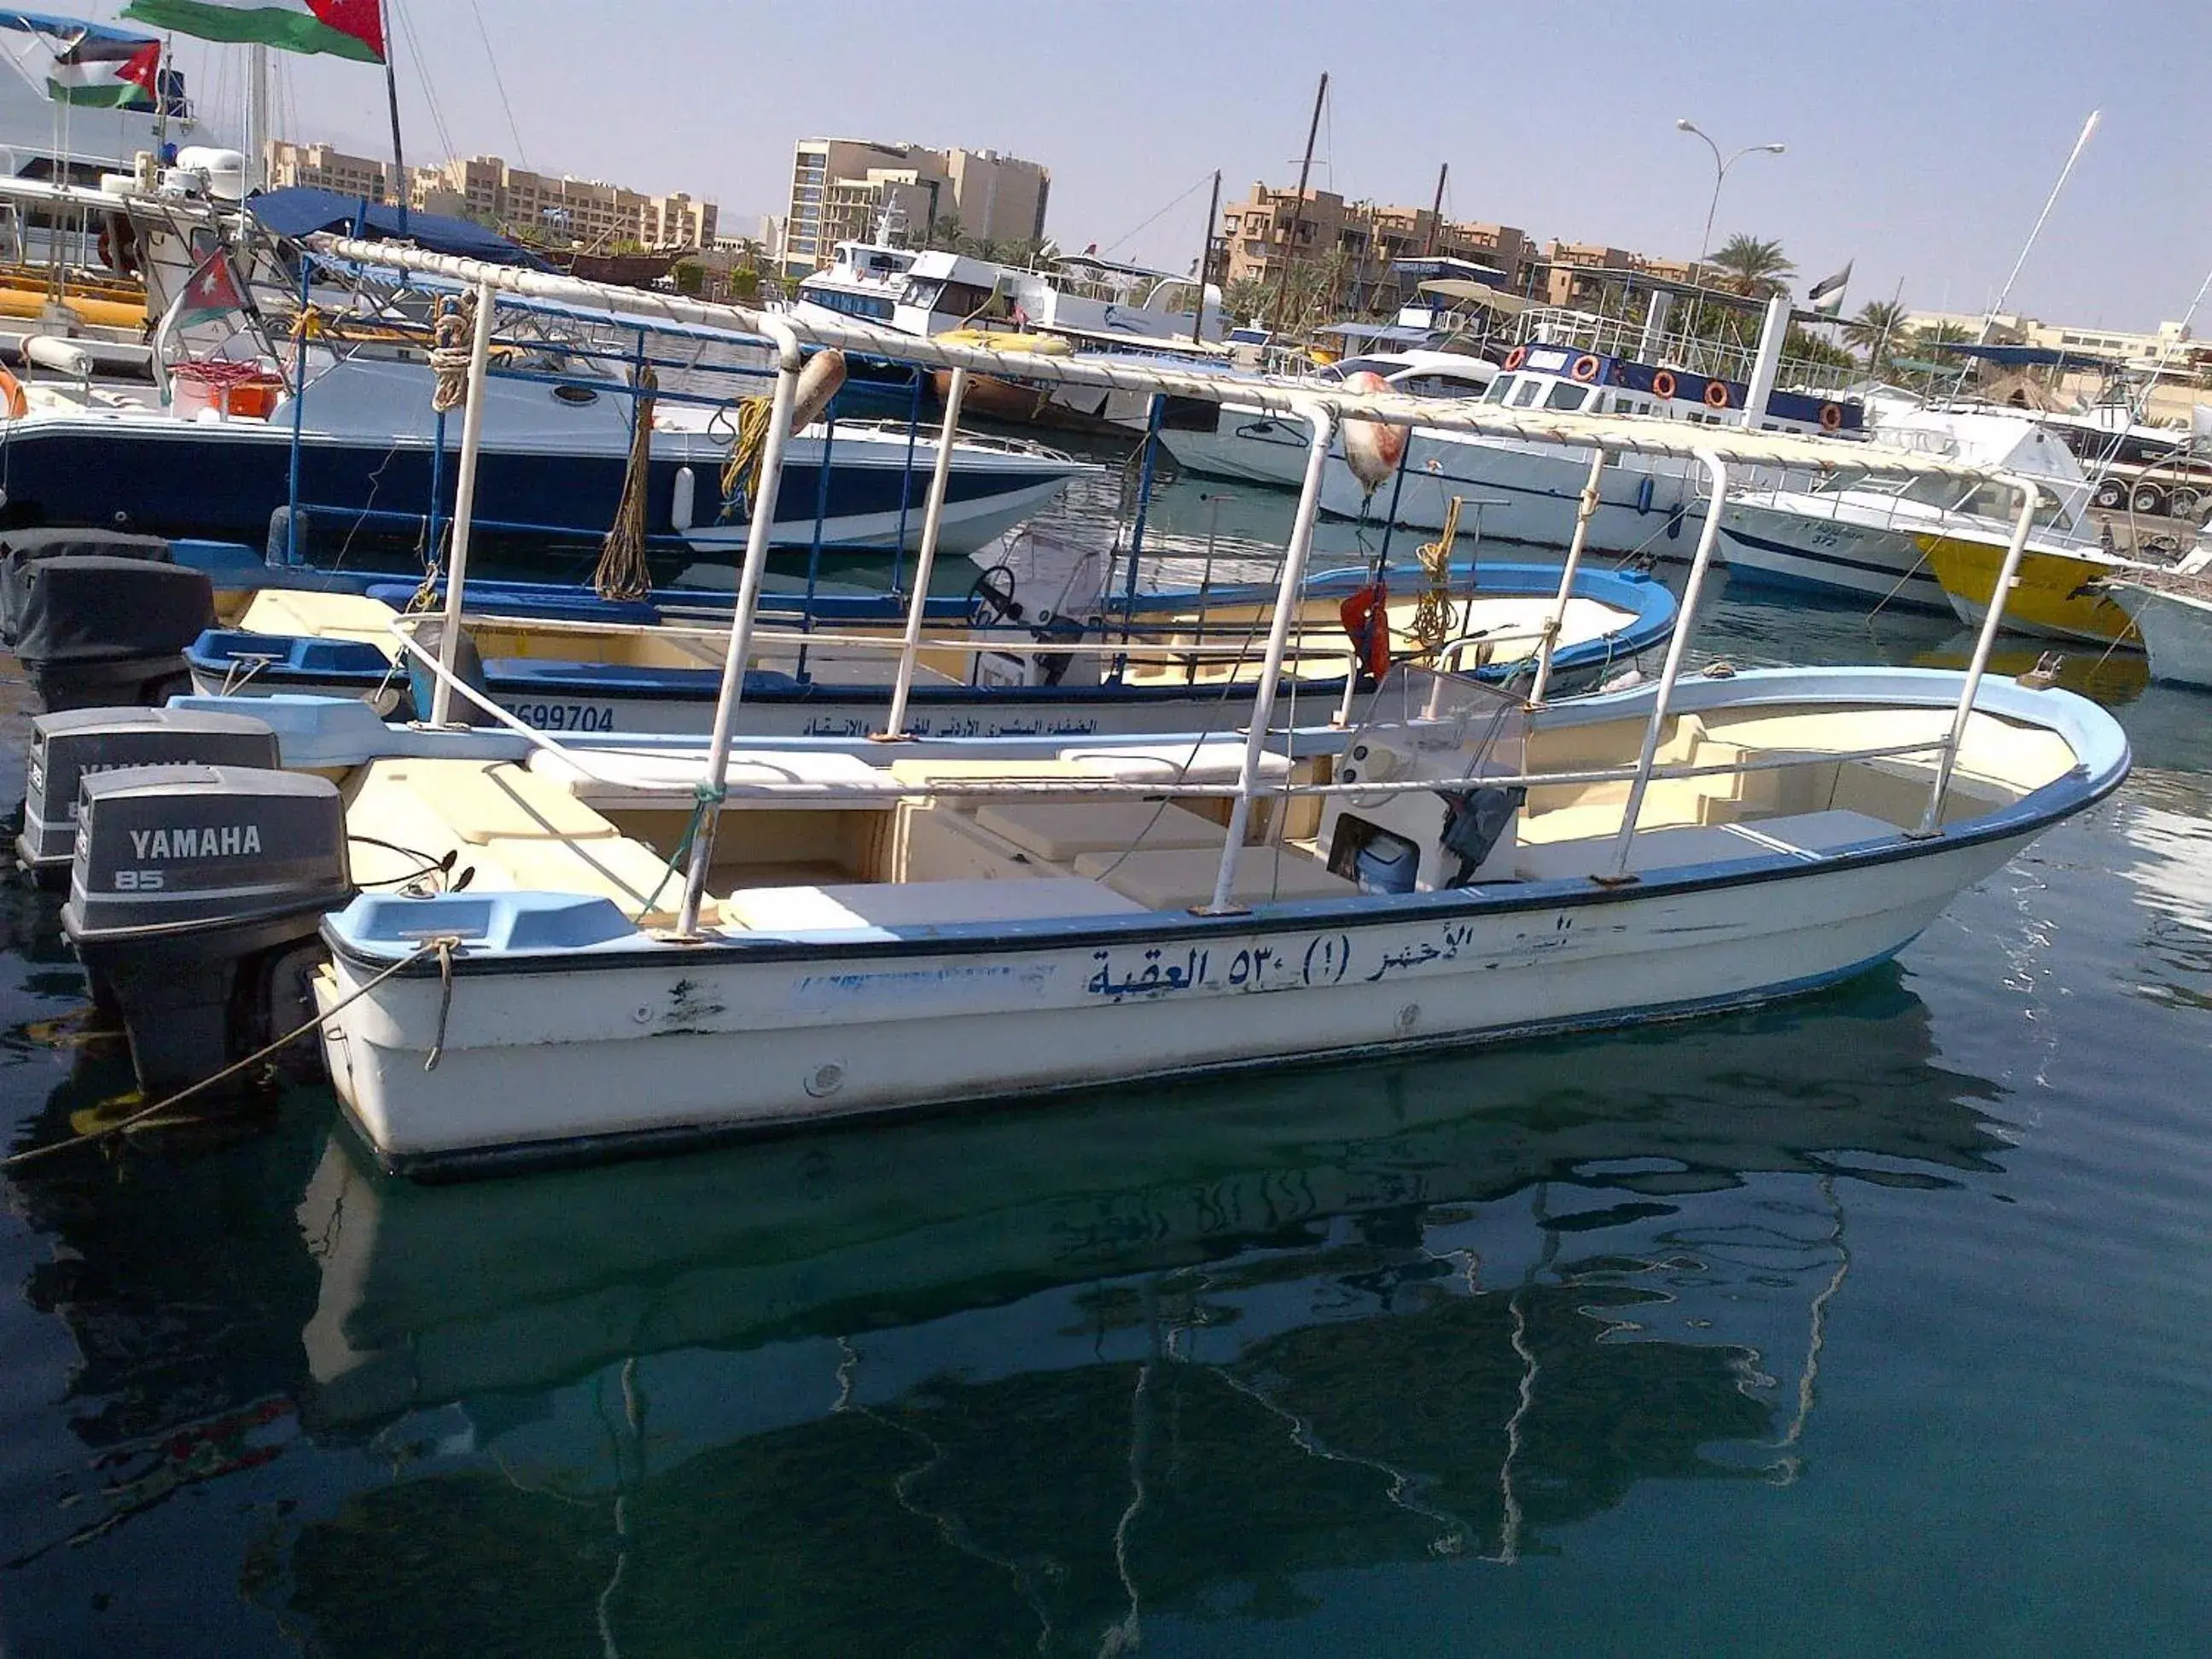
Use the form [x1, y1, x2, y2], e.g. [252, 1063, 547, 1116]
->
[120, 0, 385, 63]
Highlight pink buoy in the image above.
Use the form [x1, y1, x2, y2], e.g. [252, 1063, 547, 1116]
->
[1340, 370, 1406, 492]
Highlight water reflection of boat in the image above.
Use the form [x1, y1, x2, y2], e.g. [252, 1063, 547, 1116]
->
[254, 977, 2005, 1651]
[1911, 632, 2148, 706]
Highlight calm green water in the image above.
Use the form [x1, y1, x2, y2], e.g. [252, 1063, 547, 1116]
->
[3, 472, 2211, 1655]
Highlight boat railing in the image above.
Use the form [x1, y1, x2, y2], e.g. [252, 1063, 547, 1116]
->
[1514, 306, 1850, 393]
[313, 234, 2046, 926]
[377, 612, 1966, 807]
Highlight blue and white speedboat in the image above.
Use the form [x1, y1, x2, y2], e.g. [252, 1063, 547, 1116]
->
[180, 558, 1677, 736]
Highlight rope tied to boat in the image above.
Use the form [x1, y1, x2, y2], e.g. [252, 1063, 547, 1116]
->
[714, 393, 777, 522]
[1408, 495, 1466, 660]
[424, 935, 459, 1072]
[591, 365, 658, 600]
[642, 780, 727, 917]
[428, 292, 478, 415]
[0, 936, 462, 1169]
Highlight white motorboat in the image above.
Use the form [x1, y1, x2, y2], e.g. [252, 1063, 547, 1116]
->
[50, 242, 2129, 1179]
[1169, 336, 1865, 554]
[2104, 572, 2212, 689]
[1717, 407, 2096, 612]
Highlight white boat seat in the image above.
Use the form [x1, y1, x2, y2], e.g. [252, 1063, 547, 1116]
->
[972, 800, 1225, 863]
[1511, 808, 1897, 882]
[352, 758, 619, 844]
[1071, 844, 1360, 911]
[1055, 741, 1293, 785]
[529, 747, 898, 808]
[721, 876, 1147, 936]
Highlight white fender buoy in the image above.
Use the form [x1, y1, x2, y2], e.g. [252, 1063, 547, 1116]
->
[1340, 370, 1406, 493]
[790, 349, 847, 429]
[670, 464, 696, 532]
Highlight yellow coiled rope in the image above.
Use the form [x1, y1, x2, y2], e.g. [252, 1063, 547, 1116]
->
[716, 393, 778, 521]
[1407, 495, 1465, 659]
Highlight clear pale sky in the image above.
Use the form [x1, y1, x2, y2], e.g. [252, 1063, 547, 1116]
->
[84, 0, 2212, 331]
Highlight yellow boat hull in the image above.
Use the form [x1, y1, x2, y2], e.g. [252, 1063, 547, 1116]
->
[1921, 535, 2140, 647]
[0, 285, 144, 329]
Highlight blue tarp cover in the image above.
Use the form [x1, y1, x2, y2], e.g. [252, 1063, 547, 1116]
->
[248, 187, 551, 271]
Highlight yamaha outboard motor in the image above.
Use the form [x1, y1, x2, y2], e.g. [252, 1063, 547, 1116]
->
[18, 706, 279, 882]
[0, 531, 215, 712]
[63, 765, 352, 1099]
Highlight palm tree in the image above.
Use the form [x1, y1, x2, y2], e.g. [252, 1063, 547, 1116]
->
[1842, 298, 1908, 360]
[1705, 234, 1796, 299]
[923, 212, 964, 253]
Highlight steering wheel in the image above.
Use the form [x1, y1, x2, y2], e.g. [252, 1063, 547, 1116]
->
[967, 562, 1023, 628]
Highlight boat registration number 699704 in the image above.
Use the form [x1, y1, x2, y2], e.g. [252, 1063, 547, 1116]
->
[504, 701, 618, 732]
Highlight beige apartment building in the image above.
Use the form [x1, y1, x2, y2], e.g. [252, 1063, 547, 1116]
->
[1216, 182, 1534, 314]
[783, 138, 1050, 271]
[263, 141, 716, 250]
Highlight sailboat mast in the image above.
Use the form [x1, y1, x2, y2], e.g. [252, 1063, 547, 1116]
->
[1192, 167, 1220, 342]
[1268, 71, 1328, 333]
[1423, 161, 1447, 257]
[245, 43, 268, 192]
[381, 0, 406, 224]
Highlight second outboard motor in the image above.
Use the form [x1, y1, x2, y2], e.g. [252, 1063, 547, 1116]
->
[63, 765, 352, 1100]
[18, 706, 279, 882]
[0, 531, 215, 712]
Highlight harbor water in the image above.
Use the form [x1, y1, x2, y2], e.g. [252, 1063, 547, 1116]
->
[3, 464, 2210, 1655]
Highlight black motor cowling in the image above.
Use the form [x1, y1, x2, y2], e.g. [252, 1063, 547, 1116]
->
[0, 532, 215, 713]
[19, 706, 280, 882]
[62, 765, 352, 1099]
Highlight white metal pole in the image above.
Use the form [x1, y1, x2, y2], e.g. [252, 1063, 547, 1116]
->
[1201, 406, 1336, 915]
[673, 337, 805, 936]
[1915, 477, 2037, 836]
[1528, 447, 1608, 705]
[1740, 294, 1790, 430]
[878, 366, 968, 742]
[428, 279, 498, 727]
[1609, 450, 1728, 878]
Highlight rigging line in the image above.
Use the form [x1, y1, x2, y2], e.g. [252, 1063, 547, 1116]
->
[391, 0, 457, 166]
[466, 0, 528, 167]
[1100, 171, 1217, 259]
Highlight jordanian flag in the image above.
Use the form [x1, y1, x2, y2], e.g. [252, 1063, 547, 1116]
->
[0, 15, 163, 109]
[120, 0, 385, 63]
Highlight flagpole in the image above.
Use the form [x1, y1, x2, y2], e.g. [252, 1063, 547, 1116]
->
[380, 0, 405, 227]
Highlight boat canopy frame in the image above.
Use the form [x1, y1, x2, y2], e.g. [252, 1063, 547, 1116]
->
[308, 234, 2052, 937]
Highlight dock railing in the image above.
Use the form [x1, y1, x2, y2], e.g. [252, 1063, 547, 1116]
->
[310, 236, 2044, 933]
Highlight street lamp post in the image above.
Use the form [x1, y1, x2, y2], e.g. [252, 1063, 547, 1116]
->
[1676, 119, 1784, 349]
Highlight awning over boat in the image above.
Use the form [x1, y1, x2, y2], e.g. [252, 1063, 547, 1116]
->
[1929, 341, 2122, 371]
[1417, 278, 1525, 315]
[1316, 322, 1436, 345]
[249, 188, 551, 271]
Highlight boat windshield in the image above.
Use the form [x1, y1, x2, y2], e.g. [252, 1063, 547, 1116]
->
[1482, 375, 1516, 404]
[1545, 381, 1594, 412]
[1508, 378, 1545, 409]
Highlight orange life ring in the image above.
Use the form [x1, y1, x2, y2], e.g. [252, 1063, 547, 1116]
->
[1703, 379, 1732, 410]
[1650, 370, 1677, 400]
[1569, 353, 1600, 383]
[1503, 346, 1527, 371]
[0, 366, 26, 420]
[1819, 402, 1843, 433]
